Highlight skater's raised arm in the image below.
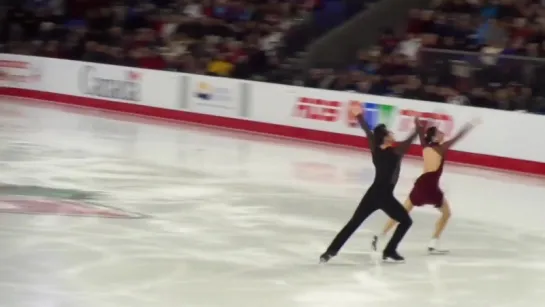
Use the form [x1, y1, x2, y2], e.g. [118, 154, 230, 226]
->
[351, 105, 375, 151]
[440, 119, 480, 151]
[395, 117, 420, 155]
[355, 114, 373, 138]
[416, 120, 426, 145]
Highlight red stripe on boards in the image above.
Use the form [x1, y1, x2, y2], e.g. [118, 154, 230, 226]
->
[1, 87, 544, 176]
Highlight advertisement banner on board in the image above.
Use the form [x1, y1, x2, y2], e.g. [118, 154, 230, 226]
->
[0, 57, 43, 89]
[347, 100, 454, 138]
[78, 65, 142, 103]
[187, 76, 240, 117]
[293, 97, 341, 122]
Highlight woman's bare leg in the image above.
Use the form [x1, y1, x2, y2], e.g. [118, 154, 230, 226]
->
[428, 199, 451, 254]
[433, 199, 451, 239]
[372, 199, 413, 251]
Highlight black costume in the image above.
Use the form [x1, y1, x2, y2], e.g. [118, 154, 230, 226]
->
[321, 114, 419, 262]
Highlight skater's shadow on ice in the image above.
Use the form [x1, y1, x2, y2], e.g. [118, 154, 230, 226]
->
[434, 248, 518, 260]
[320, 262, 361, 267]
[341, 251, 375, 258]
[321, 251, 377, 266]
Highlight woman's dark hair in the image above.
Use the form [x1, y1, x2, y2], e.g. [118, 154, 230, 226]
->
[373, 124, 388, 145]
[424, 126, 437, 144]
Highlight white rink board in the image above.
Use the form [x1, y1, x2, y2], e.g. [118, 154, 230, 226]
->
[2, 54, 545, 163]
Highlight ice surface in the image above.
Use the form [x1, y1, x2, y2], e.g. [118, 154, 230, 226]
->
[0, 98, 544, 307]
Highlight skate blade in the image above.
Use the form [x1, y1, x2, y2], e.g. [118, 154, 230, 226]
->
[319, 255, 332, 264]
[428, 248, 449, 255]
[382, 258, 405, 264]
[371, 236, 378, 252]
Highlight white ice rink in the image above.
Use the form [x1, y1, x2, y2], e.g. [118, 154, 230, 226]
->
[0, 98, 544, 307]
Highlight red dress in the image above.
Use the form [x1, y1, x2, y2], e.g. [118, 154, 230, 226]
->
[409, 147, 445, 208]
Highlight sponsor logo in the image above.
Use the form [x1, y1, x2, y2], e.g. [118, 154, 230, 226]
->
[194, 82, 232, 108]
[293, 97, 340, 122]
[397, 109, 454, 137]
[0, 185, 144, 218]
[348, 101, 454, 136]
[0, 60, 42, 83]
[78, 66, 141, 102]
[348, 101, 396, 129]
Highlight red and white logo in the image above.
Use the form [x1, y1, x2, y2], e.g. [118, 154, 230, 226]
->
[0, 60, 28, 69]
[293, 97, 341, 122]
[0, 60, 42, 83]
[397, 109, 454, 137]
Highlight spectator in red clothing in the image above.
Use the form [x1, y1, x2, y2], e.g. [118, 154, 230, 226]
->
[138, 47, 166, 70]
[225, 40, 246, 63]
[201, 0, 214, 18]
[511, 18, 533, 41]
[406, 9, 424, 34]
[378, 28, 399, 54]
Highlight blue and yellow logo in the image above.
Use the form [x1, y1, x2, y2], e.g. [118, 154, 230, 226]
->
[195, 82, 213, 100]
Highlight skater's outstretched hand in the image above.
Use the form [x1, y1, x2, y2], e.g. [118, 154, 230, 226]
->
[351, 103, 375, 151]
[441, 118, 480, 150]
[350, 104, 362, 116]
[395, 117, 420, 155]
[414, 117, 427, 145]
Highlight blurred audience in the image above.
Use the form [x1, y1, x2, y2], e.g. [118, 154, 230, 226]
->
[6, 0, 545, 114]
[1, 0, 315, 79]
[302, 0, 545, 114]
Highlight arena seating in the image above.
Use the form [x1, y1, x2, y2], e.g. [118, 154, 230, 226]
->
[0, 0, 375, 84]
[302, 0, 545, 114]
[6, 0, 541, 113]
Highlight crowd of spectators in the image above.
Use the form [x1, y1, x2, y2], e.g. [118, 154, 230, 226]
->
[1, 0, 317, 82]
[5, 0, 545, 114]
[304, 0, 545, 114]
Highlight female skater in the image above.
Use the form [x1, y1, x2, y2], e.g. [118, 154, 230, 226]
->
[320, 104, 423, 264]
[373, 118, 480, 254]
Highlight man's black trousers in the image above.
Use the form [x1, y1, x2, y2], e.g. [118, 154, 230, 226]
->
[325, 190, 413, 255]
